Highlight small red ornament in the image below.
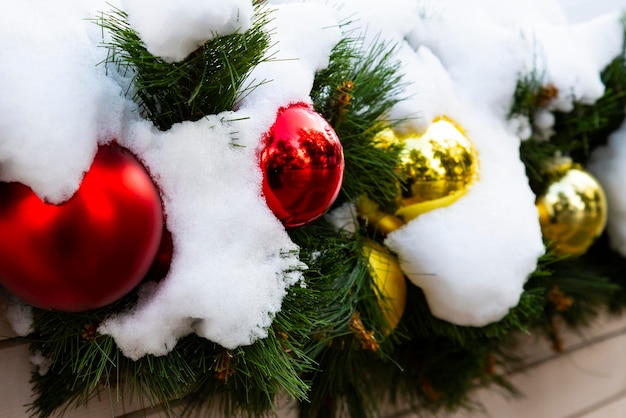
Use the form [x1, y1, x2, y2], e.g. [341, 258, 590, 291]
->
[260, 103, 344, 228]
[0, 145, 163, 312]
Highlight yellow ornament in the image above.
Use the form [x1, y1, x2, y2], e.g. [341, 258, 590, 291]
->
[380, 117, 479, 222]
[362, 240, 407, 331]
[536, 161, 607, 256]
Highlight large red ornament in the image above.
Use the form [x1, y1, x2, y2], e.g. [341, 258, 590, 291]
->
[260, 103, 344, 228]
[0, 145, 163, 312]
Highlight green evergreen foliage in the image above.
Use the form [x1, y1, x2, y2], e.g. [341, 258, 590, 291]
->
[311, 34, 407, 209]
[99, 3, 273, 130]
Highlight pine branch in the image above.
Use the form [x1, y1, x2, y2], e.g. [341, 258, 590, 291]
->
[550, 55, 626, 163]
[29, 281, 318, 418]
[285, 31, 413, 417]
[98, 2, 274, 130]
[311, 34, 408, 209]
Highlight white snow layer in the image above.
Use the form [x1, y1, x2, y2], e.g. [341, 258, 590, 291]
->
[588, 122, 626, 256]
[0, 292, 34, 337]
[98, 115, 305, 358]
[382, 49, 544, 326]
[239, 3, 341, 111]
[0, 0, 624, 350]
[0, 1, 125, 204]
[122, 0, 254, 62]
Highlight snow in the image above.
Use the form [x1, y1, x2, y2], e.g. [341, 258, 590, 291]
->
[382, 49, 544, 325]
[99, 115, 306, 358]
[0, 292, 34, 337]
[0, 0, 624, 350]
[30, 351, 52, 376]
[122, 0, 255, 63]
[239, 3, 341, 111]
[536, 14, 624, 111]
[559, 0, 626, 23]
[588, 122, 626, 256]
[0, 1, 125, 204]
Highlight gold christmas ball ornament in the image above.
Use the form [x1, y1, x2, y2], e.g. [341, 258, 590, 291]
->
[380, 117, 479, 222]
[362, 240, 407, 331]
[536, 161, 607, 256]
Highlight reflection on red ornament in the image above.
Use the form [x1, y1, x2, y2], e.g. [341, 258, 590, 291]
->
[0, 145, 163, 312]
[260, 103, 344, 228]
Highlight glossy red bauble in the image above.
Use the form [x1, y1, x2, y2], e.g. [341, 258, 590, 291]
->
[0, 145, 163, 312]
[260, 103, 344, 228]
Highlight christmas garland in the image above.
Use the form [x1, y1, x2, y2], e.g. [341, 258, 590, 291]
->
[1, 1, 626, 418]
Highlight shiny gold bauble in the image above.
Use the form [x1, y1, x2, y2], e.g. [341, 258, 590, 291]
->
[378, 117, 479, 222]
[536, 162, 607, 256]
[362, 239, 407, 331]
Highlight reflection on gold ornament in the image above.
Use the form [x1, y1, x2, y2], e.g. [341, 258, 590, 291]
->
[536, 162, 607, 256]
[376, 117, 479, 223]
[362, 240, 407, 331]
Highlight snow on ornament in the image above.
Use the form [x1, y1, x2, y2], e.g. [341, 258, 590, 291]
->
[260, 103, 344, 228]
[0, 145, 163, 312]
[384, 109, 545, 327]
[380, 49, 544, 328]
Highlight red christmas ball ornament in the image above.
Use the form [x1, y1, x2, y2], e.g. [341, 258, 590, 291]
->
[260, 103, 344, 228]
[0, 145, 163, 312]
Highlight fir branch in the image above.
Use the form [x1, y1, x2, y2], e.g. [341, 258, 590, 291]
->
[519, 139, 561, 195]
[509, 68, 550, 122]
[289, 220, 405, 418]
[180, 271, 318, 416]
[293, 29, 413, 382]
[29, 283, 318, 418]
[550, 54, 626, 163]
[311, 34, 408, 209]
[98, 3, 274, 130]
